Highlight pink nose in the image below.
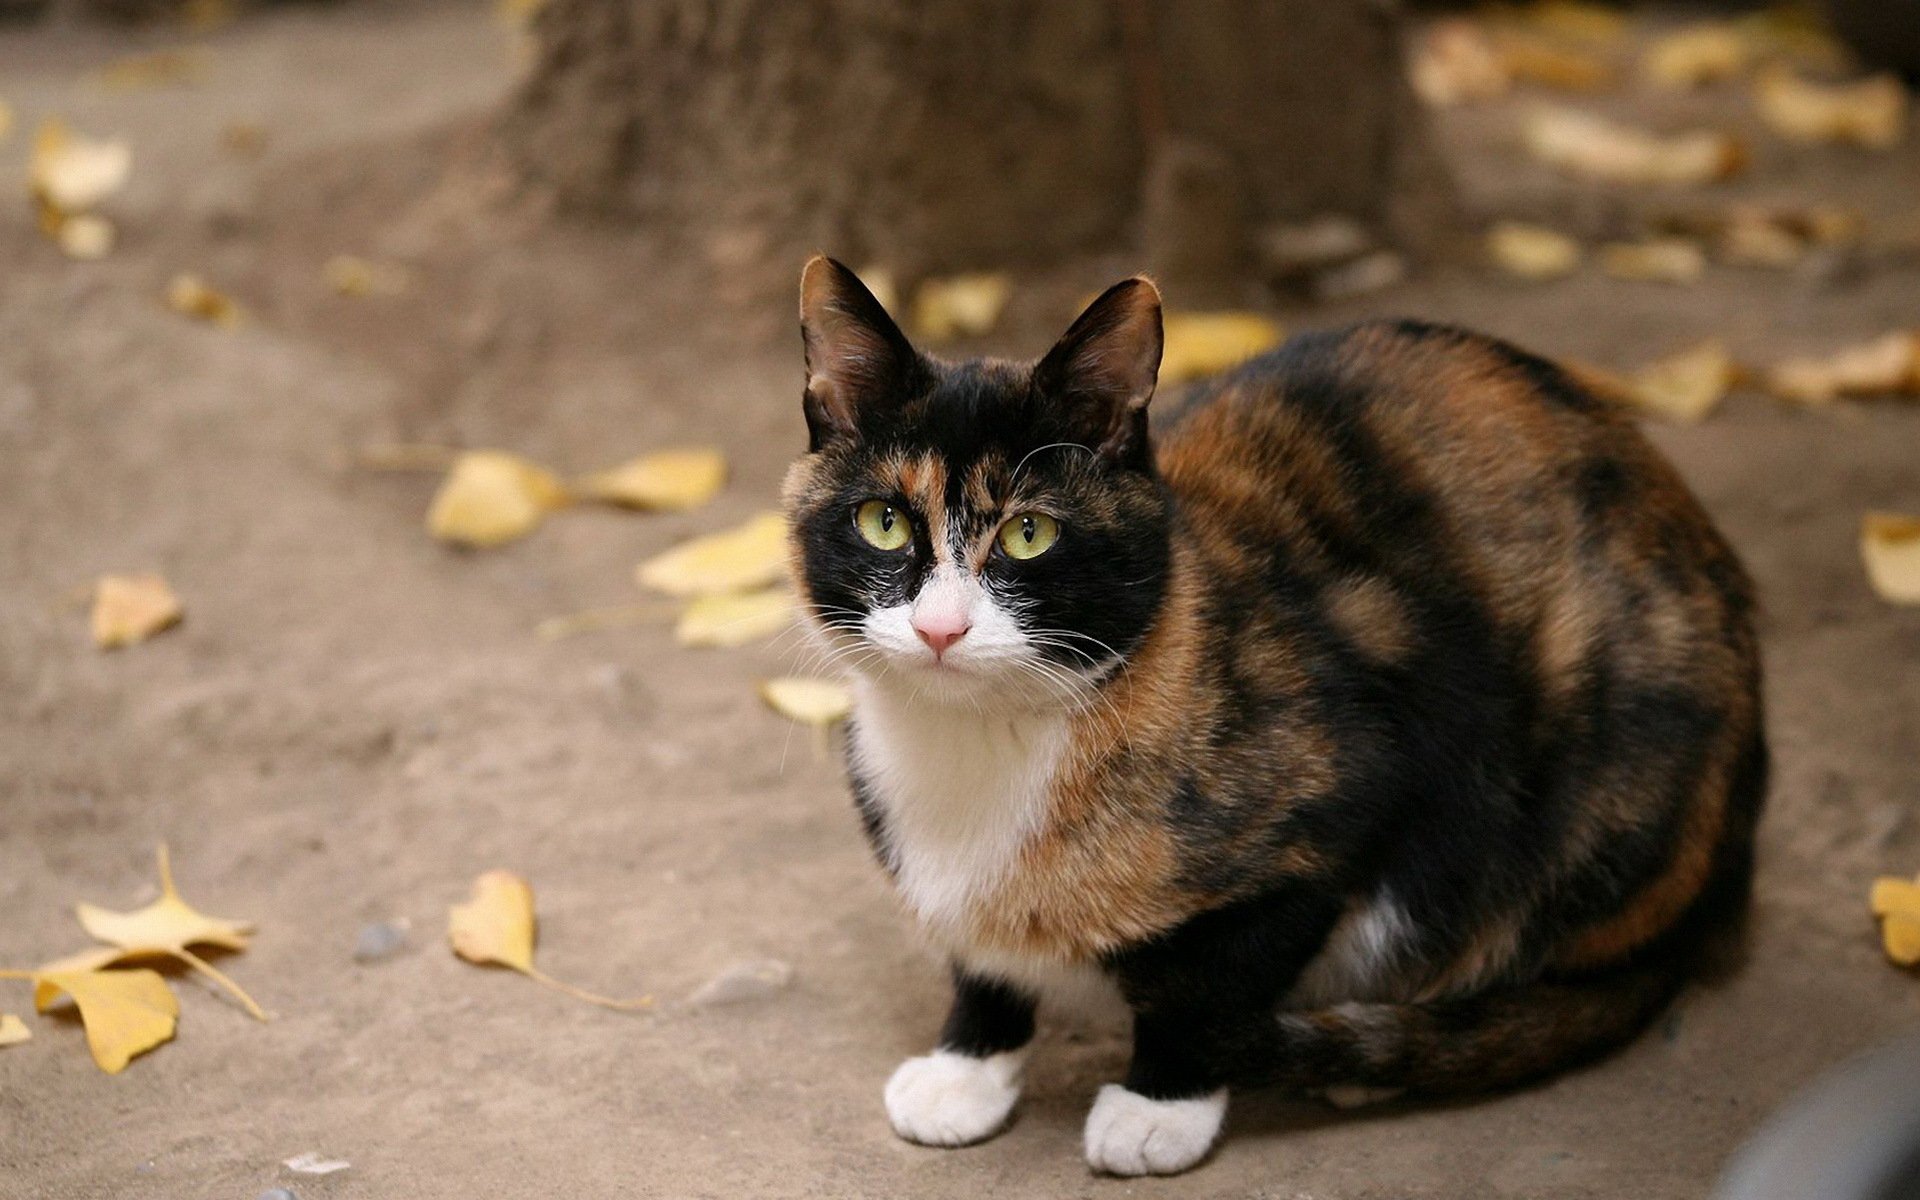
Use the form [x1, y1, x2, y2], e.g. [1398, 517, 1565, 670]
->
[913, 616, 971, 656]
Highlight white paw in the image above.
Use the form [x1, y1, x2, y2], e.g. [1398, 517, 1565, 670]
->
[1321, 1083, 1405, 1110]
[884, 1050, 1025, 1147]
[1082, 1083, 1227, 1176]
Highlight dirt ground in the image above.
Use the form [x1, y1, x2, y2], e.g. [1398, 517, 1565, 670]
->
[3, 4, 1918, 1197]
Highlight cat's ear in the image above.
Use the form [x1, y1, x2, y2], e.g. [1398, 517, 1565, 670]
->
[799, 256, 919, 450]
[1033, 277, 1163, 468]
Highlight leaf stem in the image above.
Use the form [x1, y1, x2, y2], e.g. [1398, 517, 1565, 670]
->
[172, 948, 270, 1021]
[524, 965, 653, 1012]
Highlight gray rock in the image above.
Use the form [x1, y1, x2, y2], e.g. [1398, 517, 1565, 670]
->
[1259, 214, 1374, 280]
[257, 1190, 298, 1200]
[689, 958, 794, 1008]
[351, 919, 410, 964]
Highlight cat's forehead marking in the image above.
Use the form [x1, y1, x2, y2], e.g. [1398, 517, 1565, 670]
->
[874, 450, 952, 561]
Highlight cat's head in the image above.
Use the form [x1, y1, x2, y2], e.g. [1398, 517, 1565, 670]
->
[782, 256, 1172, 709]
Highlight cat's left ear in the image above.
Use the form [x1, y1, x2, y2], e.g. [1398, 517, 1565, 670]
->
[1033, 277, 1163, 469]
[799, 255, 921, 451]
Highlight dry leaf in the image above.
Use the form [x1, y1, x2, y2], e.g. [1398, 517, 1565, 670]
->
[323, 255, 408, 297]
[1159, 313, 1285, 383]
[1486, 221, 1582, 280]
[91, 573, 183, 649]
[165, 274, 242, 328]
[911, 273, 1012, 341]
[1601, 237, 1708, 285]
[90, 49, 210, 91]
[57, 214, 115, 260]
[1627, 340, 1737, 423]
[30, 119, 131, 214]
[1861, 514, 1920, 606]
[1755, 68, 1908, 149]
[1411, 19, 1511, 107]
[448, 870, 649, 1009]
[426, 451, 570, 548]
[675, 589, 796, 648]
[1766, 333, 1920, 406]
[0, 1014, 29, 1047]
[576, 448, 727, 512]
[28, 969, 177, 1074]
[1494, 32, 1614, 92]
[68, 845, 265, 1021]
[1522, 107, 1744, 186]
[1643, 24, 1751, 89]
[758, 677, 853, 727]
[635, 511, 788, 598]
[1870, 875, 1920, 965]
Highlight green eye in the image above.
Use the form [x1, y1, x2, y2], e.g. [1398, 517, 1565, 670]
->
[854, 500, 913, 551]
[997, 512, 1060, 560]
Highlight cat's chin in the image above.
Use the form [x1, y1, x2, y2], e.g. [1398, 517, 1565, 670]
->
[855, 657, 1090, 713]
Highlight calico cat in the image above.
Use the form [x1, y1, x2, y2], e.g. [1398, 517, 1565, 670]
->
[782, 256, 1766, 1176]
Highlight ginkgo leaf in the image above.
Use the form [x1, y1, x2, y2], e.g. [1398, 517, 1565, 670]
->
[1870, 875, 1920, 966]
[1755, 68, 1907, 149]
[1493, 32, 1614, 92]
[57, 214, 115, 261]
[1767, 333, 1920, 406]
[1486, 222, 1582, 281]
[1861, 514, 1920, 606]
[1627, 340, 1737, 423]
[448, 870, 649, 1010]
[759, 677, 853, 727]
[28, 969, 177, 1074]
[427, 451, 571, 548]
[1159, 313, 1285, 384]
[165, 274, 242, 328]
[576, 449, 727, 511]
[1600, 238, 1707, 285]
[1643, 24, 1750, 89]
[1522, 107, 1744, 186]
[636, 512, 788, 598]
[91, 573, 183, 649]
[675, 589, 796, 648]
[30, 119, 131, 214]
[0, 1014, 28, 1047]
[71, 845, 265, 1021]
[911, 273, 1012, 341]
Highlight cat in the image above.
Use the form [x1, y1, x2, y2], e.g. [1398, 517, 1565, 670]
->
[781, 256, 1766, 1176]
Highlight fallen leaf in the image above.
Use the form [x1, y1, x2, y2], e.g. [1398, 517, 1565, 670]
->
[758, 676, 853, 727]
[28, 969, 177, 1074]
[1861, 513, 1920, 606]
[30, 119, 131, 214]
[426, 451, 570, 548]
[91, 573, 183, 649]
[1627, 340, 1737, 423]
[1498, 0, 1626, 47]
[1766, 333, 1920, 406]
[1411, 19, 1511, 107]
[89, 48, 211, 91]
[1870, 874, 1920, 965]
[0, 1014, 29, 1046]
[1486, 221, 1582, 280]
[676, 589, 796, 649]
[57, 213, 115, 260]
[1522, 106, 1745, 186]
[635, 511, 788, 598]
[1755, 67, 1908, 149]
[1601, 237, 1708, 285]
[1731, 7, 1847, 73]
[165, 274, 242, 328]
[323, 255, 408, 297]
[1494, 31, 1615, 92]
[69, 844, 265, 1021]
[1643, 24, 1751, 89]
[283, 1153, 352, 1176]
[576, 448, 727, 511]
[1159, 312, 1285, 383]
[448, 870, 650, 1010]
[911, 273, 1012, 341]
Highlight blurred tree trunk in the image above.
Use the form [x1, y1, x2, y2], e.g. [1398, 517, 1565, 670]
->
[505, 0, 1449, 293]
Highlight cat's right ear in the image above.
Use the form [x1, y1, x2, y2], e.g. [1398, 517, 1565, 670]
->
[799, 256, 919, 451]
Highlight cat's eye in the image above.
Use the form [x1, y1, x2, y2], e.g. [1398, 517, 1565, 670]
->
[854, 500, 913, 551]
[997, 512, 1060, 561]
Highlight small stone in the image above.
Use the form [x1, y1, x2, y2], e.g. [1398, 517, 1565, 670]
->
[351, 919, 410, 964]
[1259, 214, 1375, 281]
[688, 958, 794, 1008]
[257, 1190, 298, 1200]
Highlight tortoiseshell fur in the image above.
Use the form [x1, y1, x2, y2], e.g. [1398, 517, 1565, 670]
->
[785, 260, 1765, 1172]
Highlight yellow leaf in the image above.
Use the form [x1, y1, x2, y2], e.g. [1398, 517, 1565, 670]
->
[1643, 24, 1751, 89]
[911, 273, 1012, 341]
[323, 255, 408, 297]
[576, 448, 727, 512]
[1486, 222, 1582, 281]
[1755, 68, 1908, 149]
[1884, 916, 1920, 967]
[1410, 19, 1511, 107]
[56, 213, 115, 261]
[758, 676, 853, 727]
[1159, 313, 1285, 384]
[91, 573, 183, 649]
[33, 970, 178, 1074]
[1862, 513, 1920, 606]
[30, 119, 131, 214]
[165, 274, 243, 328]
[447, 870, 649, 1009]
[1870, 876, 1920, 919]
[675, 589, 796, 648]
[1501, 0, 1626, 47]
[70, 845, 265, 1021]
[1522, 106, 1744, 186]
[1627, 340, 1737, 423]
[1600, 238, 1708, 285]
[1766, 333, 1920, 406]
[0, 1014, 29, 1047]
[426, 451, 570, 548]
[635, 511, 788, 598]
[1494, 31, 1615, 92]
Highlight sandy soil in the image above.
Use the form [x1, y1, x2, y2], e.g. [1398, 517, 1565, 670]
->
[2, 5, 1918, 1197]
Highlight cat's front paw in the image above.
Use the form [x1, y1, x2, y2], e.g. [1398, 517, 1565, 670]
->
[884, 1050, 1025, 1147]
[1083, 1083, 1227, 1176]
